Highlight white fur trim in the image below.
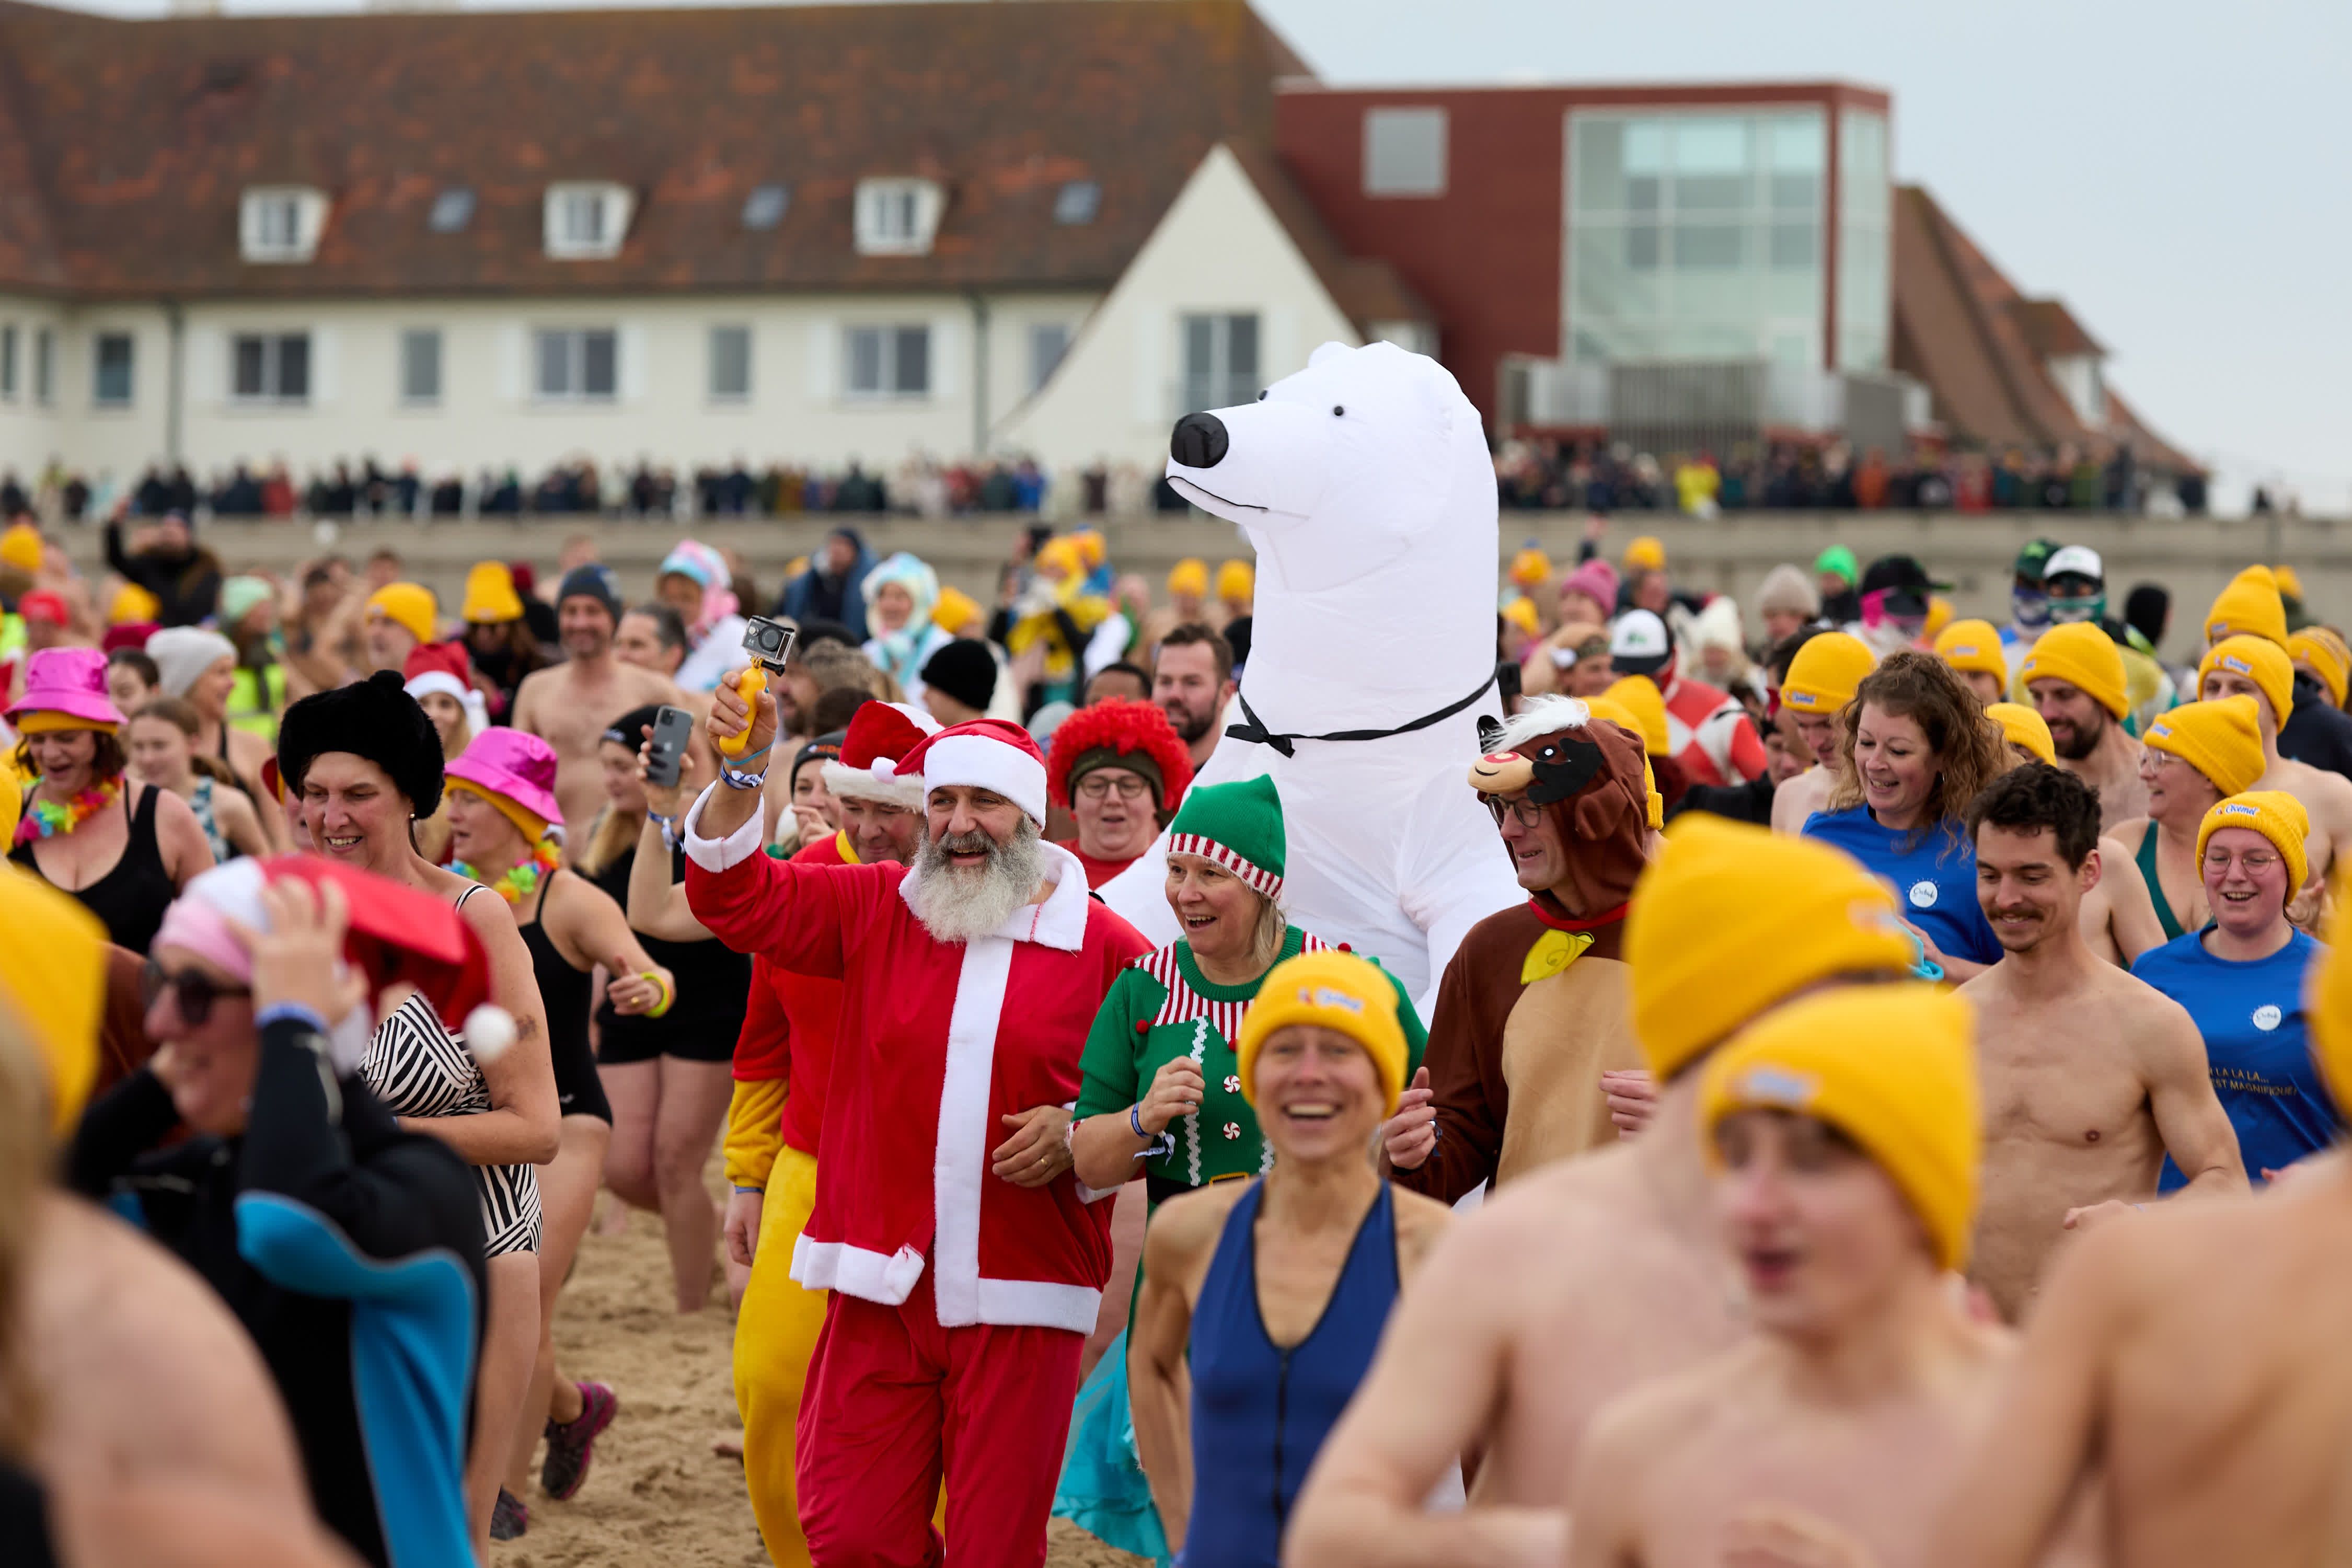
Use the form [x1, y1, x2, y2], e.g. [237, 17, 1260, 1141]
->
[682, 783, 766, 872]
[918, 731, 1047, 825]
[821, 757, 927, 810]
[402, 671, 466, 705]
[1166, 833, 1283, 901]
[789, 1234, 926, 1304]
[1492, 696, 1591, 755]
[974, 1278, 1101, 1333]
[930, 934, 1014, 1328]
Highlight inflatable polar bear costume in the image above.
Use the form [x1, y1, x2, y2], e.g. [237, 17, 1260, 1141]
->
[1099, 340, 1525, 1007]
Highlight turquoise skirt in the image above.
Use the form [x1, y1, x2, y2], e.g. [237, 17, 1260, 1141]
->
[1051, 1328, 1171, 1566]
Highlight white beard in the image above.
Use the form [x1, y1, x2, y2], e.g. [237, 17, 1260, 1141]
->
[906, 817, 1045, 944]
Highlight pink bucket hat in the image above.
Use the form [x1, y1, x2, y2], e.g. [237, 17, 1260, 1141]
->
[444, 727, 565, 837]
[6, 647, 124, 733]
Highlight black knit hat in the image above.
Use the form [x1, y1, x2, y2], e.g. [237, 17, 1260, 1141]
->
[278, 670, 445, 816]
[921, 638, 997, 713]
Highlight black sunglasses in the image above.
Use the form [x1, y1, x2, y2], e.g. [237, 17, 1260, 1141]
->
[142, 958, 251, 1025]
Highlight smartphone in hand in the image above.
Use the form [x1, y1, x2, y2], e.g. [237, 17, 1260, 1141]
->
[645, 705, 695, 788]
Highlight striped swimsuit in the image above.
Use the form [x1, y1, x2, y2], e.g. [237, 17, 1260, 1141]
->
[359, 886, 543, 1256]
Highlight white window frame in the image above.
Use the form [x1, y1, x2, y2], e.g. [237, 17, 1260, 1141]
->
[543, 182, 633, 260]
[239, 186, 330, 263]
[533, 327, 619, 402]
[853, 178, 945, 257]
[399, 328, 443, 405]
[842, 324, 930, 400]
[0, 324, 15, 400]
[1363, 107, 1449, 197]
[229, 331, 312, 405]
[708, 324, 753, 402]
[32, 327, 52, 404]
[1178, 312, 1259, 414]
[92, 332, 135, 408]
[1028, 321, 1072, 394]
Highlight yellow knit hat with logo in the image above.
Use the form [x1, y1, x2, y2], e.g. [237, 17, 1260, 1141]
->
[1986, 702, 2055, 765]
[1623, 536, 1667, 571]
[365, 582, 437, 648]
[2143, 697, 2265, 798]
[1235, 949, 1409, 1116]
[2020, 621, 2128, 720]
[1601, 675, 1671, 757]
[2199, 635, 2295, 727]
[2197, 790, 2309, 898]
[1932, 618, 2007, 683]
[2205, 566, 2288, 649]
[2288, 630, 2348, 708]
[1626, 816, 1917, 1080]
[1699, 986, 1980, 1270]
[462, 561, 524, 625]
[2275, 565, 2308, 604]
[1780, 631, 1874, 716]
[0, 865, 108, 1137]
[1167, 558, 1210, 599]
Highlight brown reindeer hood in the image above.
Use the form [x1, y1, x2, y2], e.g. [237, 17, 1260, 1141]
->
[1467, 696, 1652, 921]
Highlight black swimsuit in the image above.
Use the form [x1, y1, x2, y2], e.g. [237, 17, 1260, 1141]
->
[590, 837, 750, 1065]
[11, 781, 177, 954]
[520, 869, 613, 1125]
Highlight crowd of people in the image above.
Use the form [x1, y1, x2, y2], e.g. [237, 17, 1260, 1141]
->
[4, 468, 2352, 1568]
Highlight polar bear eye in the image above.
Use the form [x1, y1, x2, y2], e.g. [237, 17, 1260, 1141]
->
[1333, 405, 1345, 416]
[1257, 390, 1267, 401]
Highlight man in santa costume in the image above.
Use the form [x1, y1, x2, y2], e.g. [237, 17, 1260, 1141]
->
[686, 678, 1149, 1566]
[722, 698, 935, 1566]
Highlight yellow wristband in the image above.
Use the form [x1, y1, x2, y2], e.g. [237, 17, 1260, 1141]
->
[641, 971, 674, 1018]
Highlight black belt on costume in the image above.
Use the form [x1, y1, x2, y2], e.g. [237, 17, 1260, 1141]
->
[1223, 668, 1500, 758]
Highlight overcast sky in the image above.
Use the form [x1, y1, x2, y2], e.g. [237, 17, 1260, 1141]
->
[56, 0, 2352, 513]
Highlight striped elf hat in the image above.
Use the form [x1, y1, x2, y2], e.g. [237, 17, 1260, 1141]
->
[1165, 774, 1287, 901]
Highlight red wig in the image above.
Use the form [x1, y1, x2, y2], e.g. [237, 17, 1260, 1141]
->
[1047, 698, 1194, 815]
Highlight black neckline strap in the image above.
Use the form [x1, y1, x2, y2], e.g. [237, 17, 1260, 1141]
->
[1224, 668, 1500, 758]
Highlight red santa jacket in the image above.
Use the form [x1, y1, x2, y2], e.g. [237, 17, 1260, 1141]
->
[733, 829, 855, 1159]
[687, 795, 1149, 1333]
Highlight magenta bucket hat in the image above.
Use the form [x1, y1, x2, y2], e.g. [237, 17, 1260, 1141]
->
[444, 727, 566, 829]
[6, 647, 124, 731]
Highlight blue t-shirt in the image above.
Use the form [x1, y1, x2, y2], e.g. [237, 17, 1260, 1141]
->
[2132, 927, 2339, 1188]
[1801, 805, 2001, 967]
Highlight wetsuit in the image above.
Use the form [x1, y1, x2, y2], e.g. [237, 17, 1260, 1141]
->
[67, 1009, 486, 1568]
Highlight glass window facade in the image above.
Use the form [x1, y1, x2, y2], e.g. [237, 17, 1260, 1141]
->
[1567, 109, 1826, 366]
[1837, 109, 1891, 372]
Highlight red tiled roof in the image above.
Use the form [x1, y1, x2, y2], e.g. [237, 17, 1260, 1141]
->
[1225, 139, 1429, 331]
[0, 0, 1307, 298]
[2008, 297, 2102, 360]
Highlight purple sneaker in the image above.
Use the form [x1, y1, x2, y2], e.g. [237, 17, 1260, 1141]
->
[540, 1380, 618, 1501]
[490, 1486, 529, 1540]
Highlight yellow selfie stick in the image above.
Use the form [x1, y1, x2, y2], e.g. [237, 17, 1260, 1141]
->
[718, 666, 767, 759]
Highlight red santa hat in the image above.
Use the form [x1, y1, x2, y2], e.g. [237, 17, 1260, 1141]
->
[896, 718, 1050, 826]
[401, 640, 489, 737]
[821, 700, 940, 810]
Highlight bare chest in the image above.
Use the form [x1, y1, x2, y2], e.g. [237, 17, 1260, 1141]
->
[1976, 1000, 2153, 1155]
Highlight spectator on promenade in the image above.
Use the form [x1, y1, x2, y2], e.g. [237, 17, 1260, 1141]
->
[774, 529, 874, 642]
[105, 510, 220, 628]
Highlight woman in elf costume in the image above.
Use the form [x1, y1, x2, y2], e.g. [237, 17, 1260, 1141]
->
[441, 727, 671, 1538]
[9, 645, 212, 952]
[1055, 775, 1426, 1562]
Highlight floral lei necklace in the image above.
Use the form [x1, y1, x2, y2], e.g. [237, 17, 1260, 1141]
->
[452, 838, 560, 905]
[13, 776, 122, 848]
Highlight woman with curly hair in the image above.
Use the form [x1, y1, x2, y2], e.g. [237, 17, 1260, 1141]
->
[1802, 650, 2011, 981]
[1044, 697, 1195, 888]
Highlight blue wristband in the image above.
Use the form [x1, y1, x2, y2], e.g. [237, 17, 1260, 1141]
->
[257, 1000, 330, 1034]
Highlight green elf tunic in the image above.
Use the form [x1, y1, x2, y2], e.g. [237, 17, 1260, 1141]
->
[1075, 925, 1427, 1206]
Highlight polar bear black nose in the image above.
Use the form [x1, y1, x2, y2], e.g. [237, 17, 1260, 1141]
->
[1170, 412, 1229, 469]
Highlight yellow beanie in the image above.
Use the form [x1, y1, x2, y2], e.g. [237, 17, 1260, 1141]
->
[1623, 535, 1666, 572]
[0, 521, 41, 574]
[1987, 702, 2055, 766]
[0, 865, 108, 1137]
[1781, 631, 1874, 715]
[444, 778, 551, 849]
[2205, 566, 2288, 649]
[1699, 986, 1980, 1270]
[931, 584, 983, 637]
[1501, 597, 1540, 637]
[1509, 546, 1553, 587]
[1235, 949, 1409, 1117]
[2144, 697, 2266, 797]
[2020, 621, 2128, 720]
[1584, 697, 1665, 824]
[462, 561, 524, 625]
[108, 581, 161, 625]
[2288, 630, 2348, 708]
[365, 582, 437, 648]
[1602, 675, 1671, 756]
[1216, 559, 1255, 603]
[2197, 790, 2309, 898]
[1035, 538, 1083, 581]
[1168, 558, 1210, 599]
[1932, 619, 2007, 683]
[2305, 864, 2352, 1109]
[2275, 565, 2307, 604]
[2199, 635, 2295, 727]
[1922, 595, 1954, 641]
[1627, 816, 1917, 1079]
[1074, 529, 1106, 569]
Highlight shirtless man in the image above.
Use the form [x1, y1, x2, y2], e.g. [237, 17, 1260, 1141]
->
[1768, 631, 1874, 836]
[1287, 818, 1917, 1567]
[1570, 986, 2033, 1568]
[1928, 939, 2352, 1568]
[1958, 764, 2246, 1323]
[1988, 705, 2167, 967]
[2199, 634, 2352, 914]
[613, 600, 720, 781]
[512, 563, 679, 850]
[2020, 621, 2147, 830]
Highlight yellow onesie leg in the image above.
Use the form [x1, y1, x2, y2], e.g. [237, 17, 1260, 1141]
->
[737, 1142, 828, 1567]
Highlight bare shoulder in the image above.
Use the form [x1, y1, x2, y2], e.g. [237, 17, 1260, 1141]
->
[631, 664, 685, 702]
[1425, 1145, 1635, 1275]
[1955, 960, 2013, 1002]
[1390, 1183, 1453, 1277]
[1583, 1339, 1763, 1469]
[2107, 817, 2151, 855]
[2101, 959, 2198, 1034]
[1144, 1179, 1251, 1270]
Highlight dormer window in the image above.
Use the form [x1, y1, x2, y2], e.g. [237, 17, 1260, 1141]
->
[429, 187, 475, 234]
[742, 184, 789, 232]
[854, 178, 944, 257]
[239, 186, 329, 263]
[1053, 180, 1100, 226]
[544, 182, 632, 260]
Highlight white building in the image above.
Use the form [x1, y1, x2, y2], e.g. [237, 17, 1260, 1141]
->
[0, 0, 1428, 504]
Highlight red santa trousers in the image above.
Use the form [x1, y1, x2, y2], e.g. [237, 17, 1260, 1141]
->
[797, 1262, 1083, 1567]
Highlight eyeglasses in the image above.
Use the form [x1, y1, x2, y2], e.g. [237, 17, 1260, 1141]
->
[142, 959, 251, 1026]
[2204, 848, 2281, 875]
[1077, 774, 1152, 802]
[1480, 793, 1544, 828]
